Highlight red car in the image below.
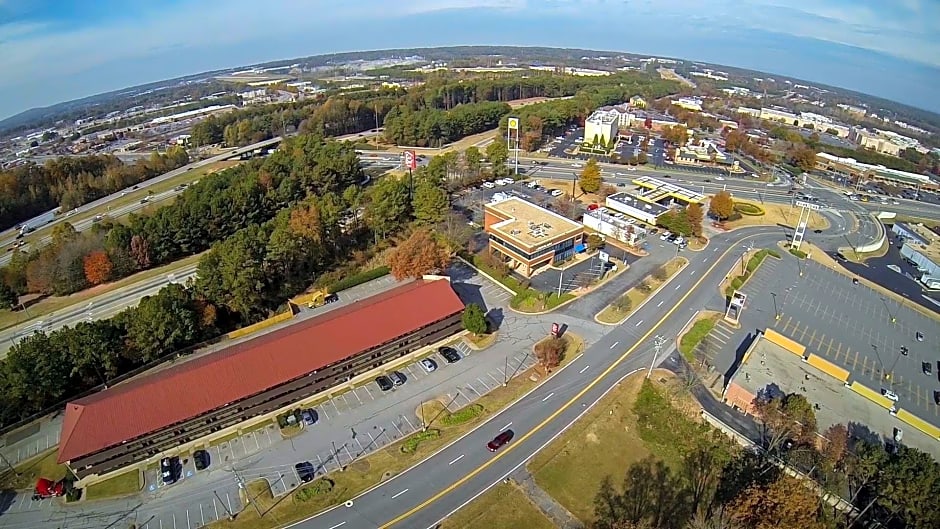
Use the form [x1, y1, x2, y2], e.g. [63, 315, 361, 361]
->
[487, 430, 514, 452]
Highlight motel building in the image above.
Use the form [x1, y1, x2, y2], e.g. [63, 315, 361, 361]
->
[483, 196, 585, 277]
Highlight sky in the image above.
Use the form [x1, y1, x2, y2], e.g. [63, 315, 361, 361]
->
[1, 0, 939, 120]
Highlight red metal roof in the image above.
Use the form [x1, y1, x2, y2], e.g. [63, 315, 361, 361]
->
[58, 279, 464, 463]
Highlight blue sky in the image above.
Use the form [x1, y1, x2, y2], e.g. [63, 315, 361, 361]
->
[2, 0, 939, 120]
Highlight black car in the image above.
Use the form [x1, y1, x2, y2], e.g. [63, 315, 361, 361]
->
[301, 408, 318, 425]
[193, 449, 210, 471]
[375, 375, 394, 391]
[924, 362, 933, 376]
[161, 456, 180, 485]
[438, 346, 461, 364]
[295, 461, 316, 483]
[324, 293, 339, 304]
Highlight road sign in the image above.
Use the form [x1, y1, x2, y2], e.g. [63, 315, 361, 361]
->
[598, 250, 610, 263]
[794, 200, 821, 211]
[507, 117, 519, 130]
[403, 150, 417, 170]
[551, 323, 559, 337]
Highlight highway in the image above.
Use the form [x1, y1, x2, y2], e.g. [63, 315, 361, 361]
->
[0, 264, 198, 358]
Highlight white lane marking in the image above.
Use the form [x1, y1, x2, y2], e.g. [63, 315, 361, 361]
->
[328, 522, 347, 529]
[449, 454, 465, 465]
[713, 247, 719, 252]
[635, 320, 643, 326]
[542, 392, 554, 402]
[579, 365, 590, 374]
[703, 258, 708, 263]
[690, 270, 696, 276]
[657, 300, 664, 307]
[675, 284, 682, 290]
[500, 422, 513, 431]
[391, 488, 409, 499]
[609, 341, 619, 349]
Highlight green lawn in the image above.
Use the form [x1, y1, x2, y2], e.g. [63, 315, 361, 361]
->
[440, 482, 556, 529]
[84, 468, 141, 500]
[678, 313, 720, 361]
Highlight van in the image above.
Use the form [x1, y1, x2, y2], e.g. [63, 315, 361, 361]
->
[481, 182, 495, 189]
[550, 189, 564, 197]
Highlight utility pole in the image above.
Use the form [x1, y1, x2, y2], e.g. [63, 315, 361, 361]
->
[0, 451, 19, 477]
[647, 335, 667, 379]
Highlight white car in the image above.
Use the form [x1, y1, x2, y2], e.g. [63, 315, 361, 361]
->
[627, 167, 637, 172]
[550, 189, 564, 197]
[660, 231, 672, 241]
[715, 176, 725, 180]
[481, 182, 495, 189]
[571, 163, 583, 168]
[883, 389, 899, 402]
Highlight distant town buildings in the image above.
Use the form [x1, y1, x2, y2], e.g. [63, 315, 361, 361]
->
[849, 128, 925, 156]
[837, 103, 867, 118]
[629, 95, 647, 109]
[672, 97, 703, 112]
[736, 107, 850, 137]
[815, 152, 935, 191]
[689, 69, 728, 81]
[675, 139, 738, 168]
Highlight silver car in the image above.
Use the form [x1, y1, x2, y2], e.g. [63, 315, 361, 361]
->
[419, 358, 437, 373]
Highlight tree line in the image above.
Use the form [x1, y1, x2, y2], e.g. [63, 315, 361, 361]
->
[0, 134, 475, 429]
[0, 147, 189, 232]
[382, 101, 511, 147]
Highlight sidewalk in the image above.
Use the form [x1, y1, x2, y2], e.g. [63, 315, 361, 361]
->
[511, 467, 584, 529]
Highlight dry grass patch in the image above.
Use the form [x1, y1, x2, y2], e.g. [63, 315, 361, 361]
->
[724, 202, 829, 231]
[597, 257, 687, 324]
[440, 482, 555, 529]
[465, 332, 497, 349]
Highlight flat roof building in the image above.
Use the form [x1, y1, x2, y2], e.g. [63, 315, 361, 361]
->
[483, 197, 584, 277]
[604, 193, 669, 225]
[675, 139, 737, 167]
[585, 110, 619, 148]
[814, 152, 935, 191]
[59, 279, 464, 481]
[895, 223, 940, 289]
[582, 209, 648, 246]
[631, 176, 707, 206]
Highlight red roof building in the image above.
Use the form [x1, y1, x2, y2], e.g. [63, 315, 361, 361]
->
[58, 278, 464, 475]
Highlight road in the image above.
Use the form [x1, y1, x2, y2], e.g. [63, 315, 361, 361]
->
[0, 263, 198, 358]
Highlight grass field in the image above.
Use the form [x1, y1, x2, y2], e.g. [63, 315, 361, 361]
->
[0, 449, 68, 491]
[596, 257, 687, 324]
[206, 335, 583, 529]
[0, 252, 204, 332]
[439, 482, 555, 529]
[724, 202, 829, 231]
[84, 468, 141, 500]
[679, 312, 720, 361]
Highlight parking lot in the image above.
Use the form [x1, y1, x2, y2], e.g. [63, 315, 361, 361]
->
[767, 260, 940, 423]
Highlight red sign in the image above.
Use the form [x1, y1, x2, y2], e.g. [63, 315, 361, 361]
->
[403, 150, 417, 170]
[644, 116, 653, 129]
[551, 323, 559, 337]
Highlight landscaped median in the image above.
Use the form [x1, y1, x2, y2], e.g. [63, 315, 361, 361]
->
[596, 257, 688, 325]
[206, 333, 584, 529]
[720, 248, 780, 299]
[678, 311, 721, 361]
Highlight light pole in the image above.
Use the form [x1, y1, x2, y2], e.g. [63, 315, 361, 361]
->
[771, 292, 780, 320]
[646, 335, 667, 379]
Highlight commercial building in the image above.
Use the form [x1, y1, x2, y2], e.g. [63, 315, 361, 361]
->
[837, 104, 867, 118]
[58, 278, 465, 481]
[629, 95, 647, 108]
[672, 97, 704, 111]
[631, 176, 706, 207]
[675, 139, 738, 168]
[584, 110, 619, 148]
[893, 223, 940, 289]
[483, 197, 584, 277]
[601, 193, 668, 226]
[735, 107, 850, 137]
[149, 105, 237, 125]
[582, 209, 647, 246]
[597, 176, 705, 226]
[850, 128, 924, 156]
[814, 152, 935, 191]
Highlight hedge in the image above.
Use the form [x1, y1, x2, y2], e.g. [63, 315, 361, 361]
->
[724, 248, 780, 298]
[295, 478, 334, 502]
[440, 404, 484, 427]
[400, 429, 440, 454]
[679, 317, 717, 360]
[329, 266, 390, 293]
[734, 202, 765, 216]
[789, 248, 808, 259]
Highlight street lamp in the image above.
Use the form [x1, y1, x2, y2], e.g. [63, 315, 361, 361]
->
[646, 335, 667, 379]
[771, 292, 780, 320]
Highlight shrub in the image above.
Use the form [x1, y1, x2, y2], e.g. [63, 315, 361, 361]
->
[329, 266, 390, 292]
[613, 294, 633, 312]
[789, 248, 808, 259]
[440, 404, 484, 426]
[401, 429, 440, 454]
[534, 336, 566, 370]
[295, 478, 334, 502]
[652, 265, 669, 282]
[734, 202, 765, 216]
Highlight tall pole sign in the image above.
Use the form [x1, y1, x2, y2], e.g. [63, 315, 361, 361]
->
[403, 150, 417, 170]
[507, 117, 520, 175]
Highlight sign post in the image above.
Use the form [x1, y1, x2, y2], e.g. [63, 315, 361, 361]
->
[551, 322, 559, 338]
[506, 117, 520, 175]
[791, 200, 821, 252]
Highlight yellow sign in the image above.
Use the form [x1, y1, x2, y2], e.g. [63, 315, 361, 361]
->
[507, 117, 519, 130]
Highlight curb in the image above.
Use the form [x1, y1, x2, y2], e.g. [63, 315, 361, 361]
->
[594, 257, 690, 326]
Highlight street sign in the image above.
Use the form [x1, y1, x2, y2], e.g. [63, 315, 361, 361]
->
[794, 200, 821, 211]
[598, 250, 610, 263]
[507, 117, 519, 130]
[551, 323, 559, 337]
[403, 150, 417, 170]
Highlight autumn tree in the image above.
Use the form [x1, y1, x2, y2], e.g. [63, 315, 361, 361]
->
[686, 203, 704, 237]
[0, 282, 17, 309]
[534, 336, 565, 370]
[461, 303, 487, 335]
[752, 391, 818, 451]
[662, 125, 688, 145]
[725, 473, 825, 529]
[820, 423, 849, 468]
[387, 229, 451, 280]
[788, 144, 817, 172]
[709, 191, 735, 221]
[586, 233, 605, 251]
[83, 251, 113, 285]
[579, 158, 602, 194]
[129, 234, 151, 269]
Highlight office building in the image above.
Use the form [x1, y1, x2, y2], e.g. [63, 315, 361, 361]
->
[584, 110, 619, 147]
[815, 153, 935, 191]
[483, 197, 584, 277]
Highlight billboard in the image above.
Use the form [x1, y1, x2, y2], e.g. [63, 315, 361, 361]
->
[507, 117, 519, 130]
[403, 150, 417, 170]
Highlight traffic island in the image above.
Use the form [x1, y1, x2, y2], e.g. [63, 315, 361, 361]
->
[205, 333, 584, 529]
[718, 248, 780, 299]
[722, 202, 829, 232]
[596, 257, 688, 325]
[678, 311, 721, 362]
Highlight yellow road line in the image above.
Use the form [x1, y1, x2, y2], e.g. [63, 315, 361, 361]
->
[380, 232, 760, 528]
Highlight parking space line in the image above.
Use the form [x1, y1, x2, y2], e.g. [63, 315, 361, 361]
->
[330, 399, 343, 415]
[392, 421, 404, 437]
[343, 445, 354, 464]
[200, 503, 205, 527]
[807, 329, 818, 348]
[382, 428, 394, 444]
[402, 414, 416, 431]
[351, 389, 363, 405]
[354, 436, 365, 454]
[488, 372, 502, 387]
[797, 323, 809, 341]
[319, 405, 330, 421]
[851, 350, 859, 370]
[213, 496, 220, 522]
[173, 512, 178, 529]
[477, 377, 492, 391]
[226, 493, 234, 517]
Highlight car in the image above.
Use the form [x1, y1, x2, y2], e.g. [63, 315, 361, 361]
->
[934, 390, 940, 405]
[660, 231, 672, 241]
[900, 346, 909, 356]
[487, 430, 514, 452]
[882, 389, 899, 402]
[375, 375, 394, 392]
[323, 293, 339, 304]
[301, 408, 318, 425]
[193, 449, 210, 471]
[481, 182, 495, 189]
[916, 332, 924, 342]
[160, 456, 180, 485]
[419, 358, 437, 373]
[295, 461, 316, 483]
[388, 371, 406, 386]
[550, 189, 564, 197]
[893, 428, 903, 442]
[923, 362, 933, 376]
[439, 346, 461, 364]
[140, 197, 150, 204]
[715, 176, 725, 181]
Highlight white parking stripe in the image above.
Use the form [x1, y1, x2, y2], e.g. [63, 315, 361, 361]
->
[319, 406, 330, 421]
[488, 372, 502, 386]
[351, 389, 363, 405]
[362, 384, 375, 400]
[402, 415, 416, 431]
[477, 377, 491, 390]
[465, 382, 482, 397]
[392, 421, 404, 436]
